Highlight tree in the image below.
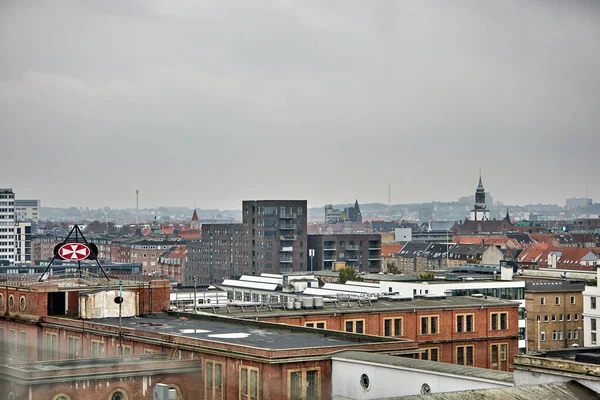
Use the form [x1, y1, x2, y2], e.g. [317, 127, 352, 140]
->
[418, 272, 435, 281]
[386, 263, 399, 275]
[338, 266, 363, 284]
[119, 225, 132, 236]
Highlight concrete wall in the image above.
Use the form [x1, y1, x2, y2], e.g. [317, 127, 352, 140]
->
[332, 358, 512, 399]
[80, 289, 138, 319]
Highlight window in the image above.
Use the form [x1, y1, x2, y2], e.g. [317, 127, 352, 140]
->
[540, 297, 545, 306]
[555, 296, 560, 306]
[52, 395, 72, 400]
[456, 345, 474, 366]
[45, 332, 58, 360]
[552, 314, 557, 322]
[205, 360, 223, 398]
[574, 330, 579, 340]
[420, 316, 439, 335]
[568, 330, 573, 340]
[500, 343, 508, 361]
[297, 206, 303, 216]
[536, 315, 541, 322]
[592, 297, 596, 309]
[67, 337, 80, 359]
[91, 340, 104, 357]
[456, 314, 474, 333]
[571, 296, 576, 305]
[288, 368, 319, 400]
[18, 331, 26, 359]
[345, 319, 364, 334]
[544, 315, 549, 322]
[592, 333, 597, 345]
[421, 347, 439, 362]
[541, 331, 546, 341]
[560, 314, 564, 321]
[383, 317, 403, 336]
[117, 344, 131, 356]
[559, 330, 564, 340]
[592, 318, 597, 331]
[305, 322, 326, 329]
[575, 313, 579, 321]
[240, 366, 259, 399]
[109, 390, 127, 400]
[552, 331, 557, 340]
[491, 312, 509, 330]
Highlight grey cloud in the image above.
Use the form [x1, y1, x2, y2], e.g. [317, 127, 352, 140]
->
[1, 0, 599, 210]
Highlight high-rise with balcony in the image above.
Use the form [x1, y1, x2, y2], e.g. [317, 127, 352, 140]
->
[243, 200, 307, 274]
[0, 189, 16, 265]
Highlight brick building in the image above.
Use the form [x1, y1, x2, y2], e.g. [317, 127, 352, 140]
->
[231, 295, 519, 371]
[31, 235, 61, 264]
[157, 244, 187, 283]
[243, 200, 308, 275]
[307, 233, 382, 273]
[110, 239, 179, 274]
[525, 281, 585, 351]
[0, 276, 419, 400]
[185, 223, 250, 286]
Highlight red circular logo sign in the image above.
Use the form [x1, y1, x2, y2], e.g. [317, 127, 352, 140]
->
[58, 243, 91, 261]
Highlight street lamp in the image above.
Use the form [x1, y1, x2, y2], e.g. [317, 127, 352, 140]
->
[309, 249, 315, 273]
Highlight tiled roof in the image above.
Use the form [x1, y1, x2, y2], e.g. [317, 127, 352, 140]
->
[382, 243, 405, 257]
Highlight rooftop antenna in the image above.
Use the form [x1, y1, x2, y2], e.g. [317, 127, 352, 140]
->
[136, 189, 139, 224]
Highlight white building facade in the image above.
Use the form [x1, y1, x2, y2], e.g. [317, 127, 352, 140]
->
[582, 269, 600, 347]
[14, 199, 41, 222]
[0, 189, 15, 265]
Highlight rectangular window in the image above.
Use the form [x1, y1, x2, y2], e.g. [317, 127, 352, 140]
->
[592, 318, 597, 331]
[117, 344, 131, 356]
[345, 319, 365, 334]
[305, 322, 326, 329]
[592, 333, 597, 345]
[91, 340, 104, 358]
[67, 336, 80, 359]
[45, 332, 58, 360]
[206, 360, 223, 397]
[456, 314, 474, 333]
[421, 347, 439, 362]
[456, 345, 474, 366]
[383, 317, 403, 336]
[491, 312, 509, 330]
[592, 297, 596, 309]
[571, 296, 576, 305]
[555, 296, 560, 306]
[420, 316, 439, 335]
[541, 331, 546, 341]
[240, 366, 259, 399]
[500, 344, 508, 361]
[18, 331, 26, 359]
[540, 297, 545, 306]
[288, 369, 319, 400]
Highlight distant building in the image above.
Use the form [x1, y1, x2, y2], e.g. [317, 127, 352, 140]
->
[14, 221, 31, 265]
[244, 200, 308, 275]
[324, 200, 362, 224]
[525, 281, 585, 351]
[470, 173, 490, 221]
[307, 233, 382, 272]
[0, 188, 15, 265]
[566, 197, 593, 210]
[14, 199, 41, 222]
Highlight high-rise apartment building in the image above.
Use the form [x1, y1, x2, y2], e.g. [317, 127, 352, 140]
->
[0, 189, 15, 265]
[14, 221, 32, 265]
[243, 200, 307, 275]
[14, 199, 41, 222]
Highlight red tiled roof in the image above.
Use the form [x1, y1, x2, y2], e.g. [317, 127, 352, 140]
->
[382, 243, 405, 257]
[191, 209, 199, 221]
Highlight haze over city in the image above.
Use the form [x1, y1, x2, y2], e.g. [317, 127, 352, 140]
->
[1, 0, 599, 209]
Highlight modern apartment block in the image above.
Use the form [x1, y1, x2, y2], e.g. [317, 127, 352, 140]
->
[243, 200, 307, 275]
[525, 281, 585, 351]
[14, 221, 32, 265]
[185, 223, 250, 286]
[307, 233, 382, 272]
[14, 199, 41, 222]
[0, 189, 15, 265]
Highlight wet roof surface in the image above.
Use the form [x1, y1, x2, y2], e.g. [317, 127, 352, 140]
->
[92, 313, 370, 350]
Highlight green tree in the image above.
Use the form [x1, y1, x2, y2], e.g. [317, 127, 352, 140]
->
[418, 272, 435, 280]
[338, 266, 363, 284]
[387, 263, 399, 275]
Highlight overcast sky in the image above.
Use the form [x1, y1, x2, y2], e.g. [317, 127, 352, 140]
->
[1, 0, 599, 210]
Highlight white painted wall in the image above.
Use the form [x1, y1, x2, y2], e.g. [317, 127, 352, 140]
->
[332, 358, 512, 400]
[80, 290, 137, 319]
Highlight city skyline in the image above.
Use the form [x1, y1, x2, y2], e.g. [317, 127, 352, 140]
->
[2, 0, 599, 209]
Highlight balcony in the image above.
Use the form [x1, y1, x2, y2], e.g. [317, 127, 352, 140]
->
[280, 256, 293, 263]
[281, 246, 293, 252]
[346, 245, 359, 251]
[279, 223, 296, 230]
[280, 235, 296, 241]
[323, 257, 336, 262]
[368, 257, 382, 261]
[280, 213, 297, 219]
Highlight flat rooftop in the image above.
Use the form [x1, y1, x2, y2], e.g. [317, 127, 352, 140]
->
[333, 350, 514, 384]
[213, 296, 519, 319]
[90, 312, 401, 350]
